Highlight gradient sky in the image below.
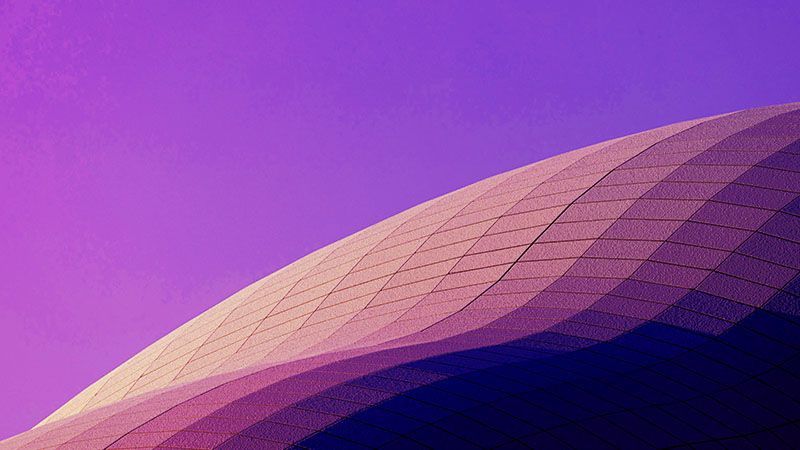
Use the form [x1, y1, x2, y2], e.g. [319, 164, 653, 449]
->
[1, 0, 799, 439]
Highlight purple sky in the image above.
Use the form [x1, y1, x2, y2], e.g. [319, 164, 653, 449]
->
[1, 0, 799, 439]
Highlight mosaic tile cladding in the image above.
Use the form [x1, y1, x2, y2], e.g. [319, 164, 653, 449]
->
[4, 102, 800, 449]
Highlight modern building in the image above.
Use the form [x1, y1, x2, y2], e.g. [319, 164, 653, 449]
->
[4, 103, 800, 448]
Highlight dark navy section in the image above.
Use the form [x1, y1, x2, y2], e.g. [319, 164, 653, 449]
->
[289, 276, 800, 449]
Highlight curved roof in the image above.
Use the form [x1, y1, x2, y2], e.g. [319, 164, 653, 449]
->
[4, 102, 800, 448]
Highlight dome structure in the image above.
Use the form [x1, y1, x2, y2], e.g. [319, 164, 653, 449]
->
[3, 103, 800, 448]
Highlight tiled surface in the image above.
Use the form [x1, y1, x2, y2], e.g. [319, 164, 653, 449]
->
[4, 103, 800, 449]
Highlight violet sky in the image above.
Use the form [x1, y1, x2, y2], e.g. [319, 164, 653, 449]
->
[1, 0, 799, 439]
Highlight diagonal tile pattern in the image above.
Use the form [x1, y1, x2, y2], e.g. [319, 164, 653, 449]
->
[4, 103, 800, 449]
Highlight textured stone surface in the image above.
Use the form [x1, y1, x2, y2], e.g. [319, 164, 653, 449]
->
[4, 103, 800, 448]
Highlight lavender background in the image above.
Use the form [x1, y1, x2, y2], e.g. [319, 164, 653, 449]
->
[1, 0, 799, 439]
